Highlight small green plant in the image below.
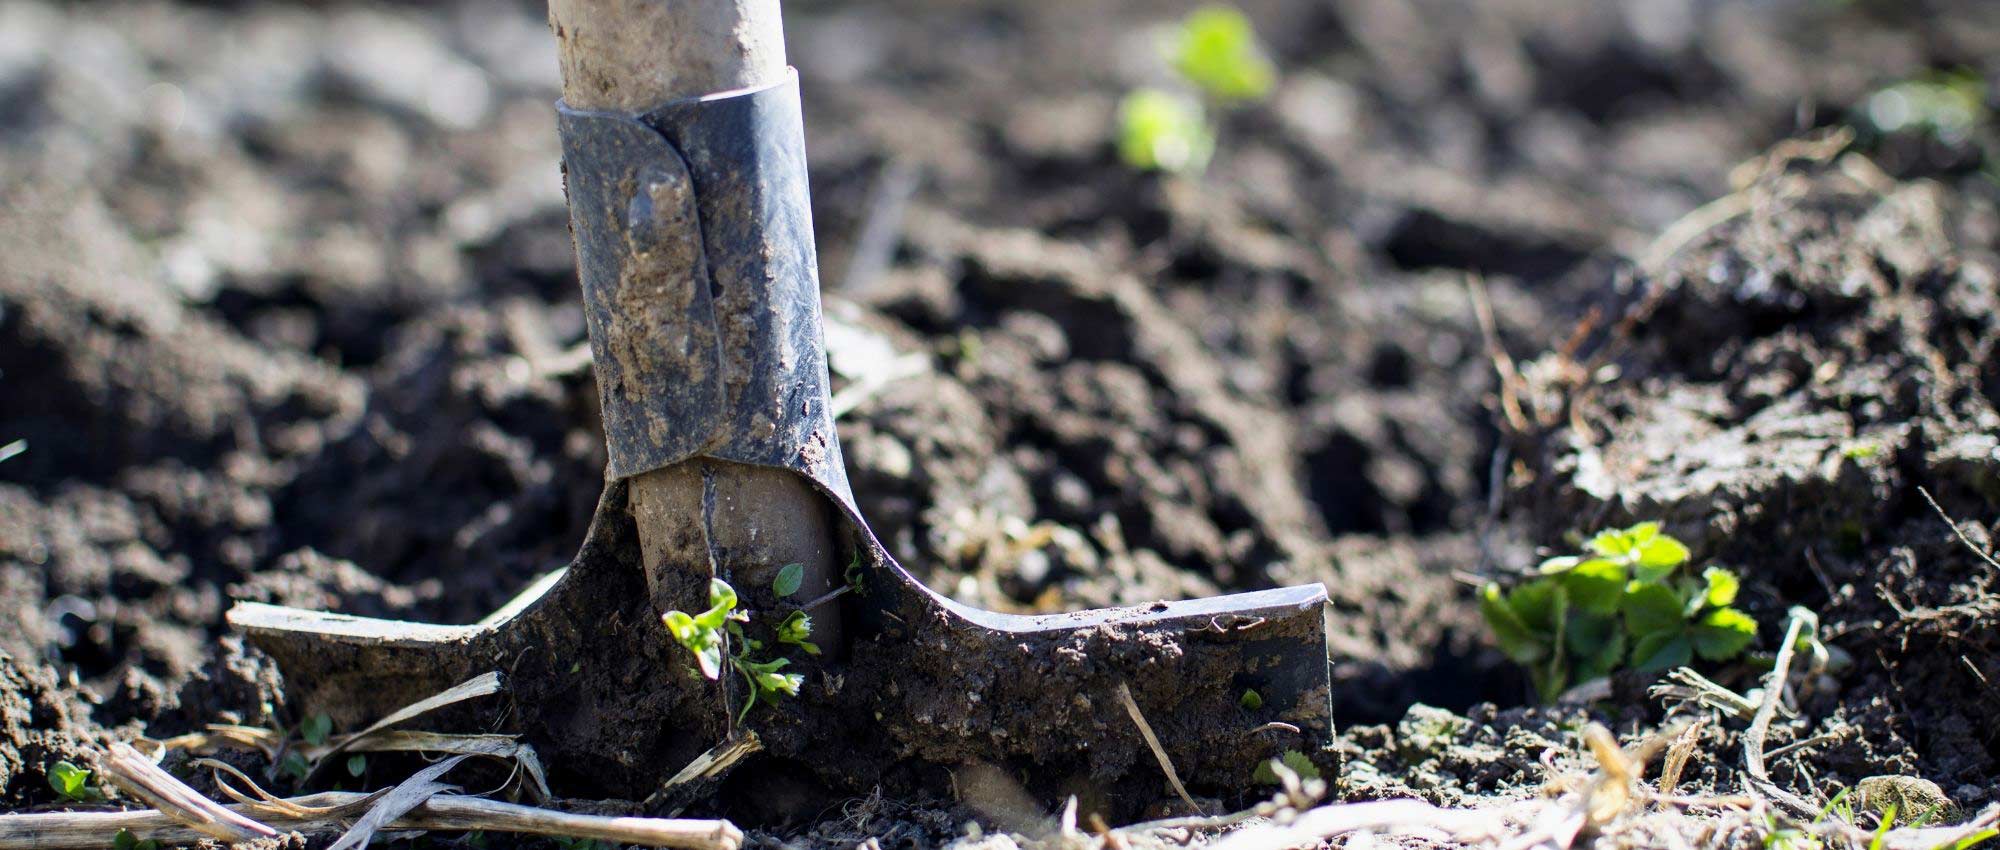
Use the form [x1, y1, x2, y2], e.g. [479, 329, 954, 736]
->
[1170, 6, 1276, 102]
[112, 829, 160, 850]
[1761, 814, 1821, 850]
[553, 838, 613, 850]
[1868, 805, 1896, 850]
[279, 750, 310, 782]
[345, 754, 368, 778]
[1117, 5, 1275, 174]
[1480, 522, 1758, 701]
[48, 760, 100, 803]
[1238, 689, 1263, 710]
[663, 577, 808, 724]
[300, 713, 333, 747]
[1252, 750, 1321, 784]
[1118, 89, 1214, 175]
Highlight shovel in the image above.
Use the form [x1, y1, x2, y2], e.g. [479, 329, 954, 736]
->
[229, 0, 1333, 814]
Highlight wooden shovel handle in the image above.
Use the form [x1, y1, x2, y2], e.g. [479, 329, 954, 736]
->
[545, 0, 845, 654]
[548, 0, 786, 111]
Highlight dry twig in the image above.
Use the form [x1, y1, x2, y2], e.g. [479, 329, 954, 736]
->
[1116, 682, 1200, 815]
[1742, 608, 1819, 817]
[1918, 486, 2000, 572]
[0, 791, 743, 850]
[101, 742, 276, 844]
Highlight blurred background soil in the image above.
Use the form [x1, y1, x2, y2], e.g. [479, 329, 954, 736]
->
[1, 0, 1999, 842]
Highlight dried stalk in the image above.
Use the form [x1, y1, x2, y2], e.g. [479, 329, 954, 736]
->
[100, 742, 277, 843]
[0, 792, 742, 850]
[1115, 682, 1200, 815]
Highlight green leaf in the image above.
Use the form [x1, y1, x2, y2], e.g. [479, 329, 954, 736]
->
[1279, 749, 1321, 780]
[1509, 580, 1564, 632]
[49, 761, 92, 801]
[1117, 88, 1214, 174]
[1701, 567, 1741, 608]
[1630, 630, 1693, 672]
[1564, 611, 1618, 659]
[1170, 6, 1276, 102]
[1562, 558, 1628, 615]
[1588, 522, 1658, 560]
[707, 579, 738, 614]
[113, 829, 155, 850]
[1479, 583, 1546, 664]
[664, 610, 724, 679]
[664, 610, 698, 642]
[694, 581, 737, 631]
[346, 754, 367, 777]
[1692, 607, 1758, 660]
[1573, 627, 1628, 683]
[772, 564, 805, 598]
[1239, 689, 1264, 710]
[301, 713, 333, 747]
[1634, 533, 1691, 574]
[776, 610, 820, 655]
[1621, 582, 1686, 636]
[1536, 555, 1581, 574]
[280, 751, 309, 782]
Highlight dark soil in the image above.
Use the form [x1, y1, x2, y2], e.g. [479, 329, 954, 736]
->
[1, 0, 1998, 845]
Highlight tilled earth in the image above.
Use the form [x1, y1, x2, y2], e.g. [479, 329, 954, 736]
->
[2, 0, 1999, 845]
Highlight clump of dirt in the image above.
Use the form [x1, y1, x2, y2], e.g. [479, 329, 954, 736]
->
[1505, 142, 2000, 812]
[0, 650, 109, 807]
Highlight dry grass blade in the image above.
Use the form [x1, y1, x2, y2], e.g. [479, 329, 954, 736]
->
[101, 742, 277, 843]
[1657, 718, 1705, 800]
[344, 731, 552, 801]
[309, 671, 504, 776]
[1115, 682, 1200, 815]
[326, 755, 469, 850]
[194, 757, 369, 819]
[658, 733, 761, 794]
[1210, 798, 1522, 850]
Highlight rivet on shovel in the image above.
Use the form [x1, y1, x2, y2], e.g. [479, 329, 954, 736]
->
[228, 0, 1332, 813]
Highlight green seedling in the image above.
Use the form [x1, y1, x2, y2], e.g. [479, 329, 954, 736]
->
[1761, 814, 1821, 850]
[1869, 805, 1896, 850]
[1170, 6, 1276, 102]
[664, 577, 809, 723]
[843, 553, 866, 593]
[1239, 689, 1264, 710]
[776, 610, 820, 655]
[1481, 522, 1758, 701]
[48, 760, 100, 803]
[1252, 749, 1321, 785]
[280, 750, 310, 782]
[1946, 829, 2000, 850]
[346, 754, 368, 778]
[1118, 89, 1214, 175]
[301, 713, 333, 747]
[112, 829, 160, 850]
[1116, 5, 1276, 174]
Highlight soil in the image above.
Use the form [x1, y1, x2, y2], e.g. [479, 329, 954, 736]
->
[1, 0, 1999, 846]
